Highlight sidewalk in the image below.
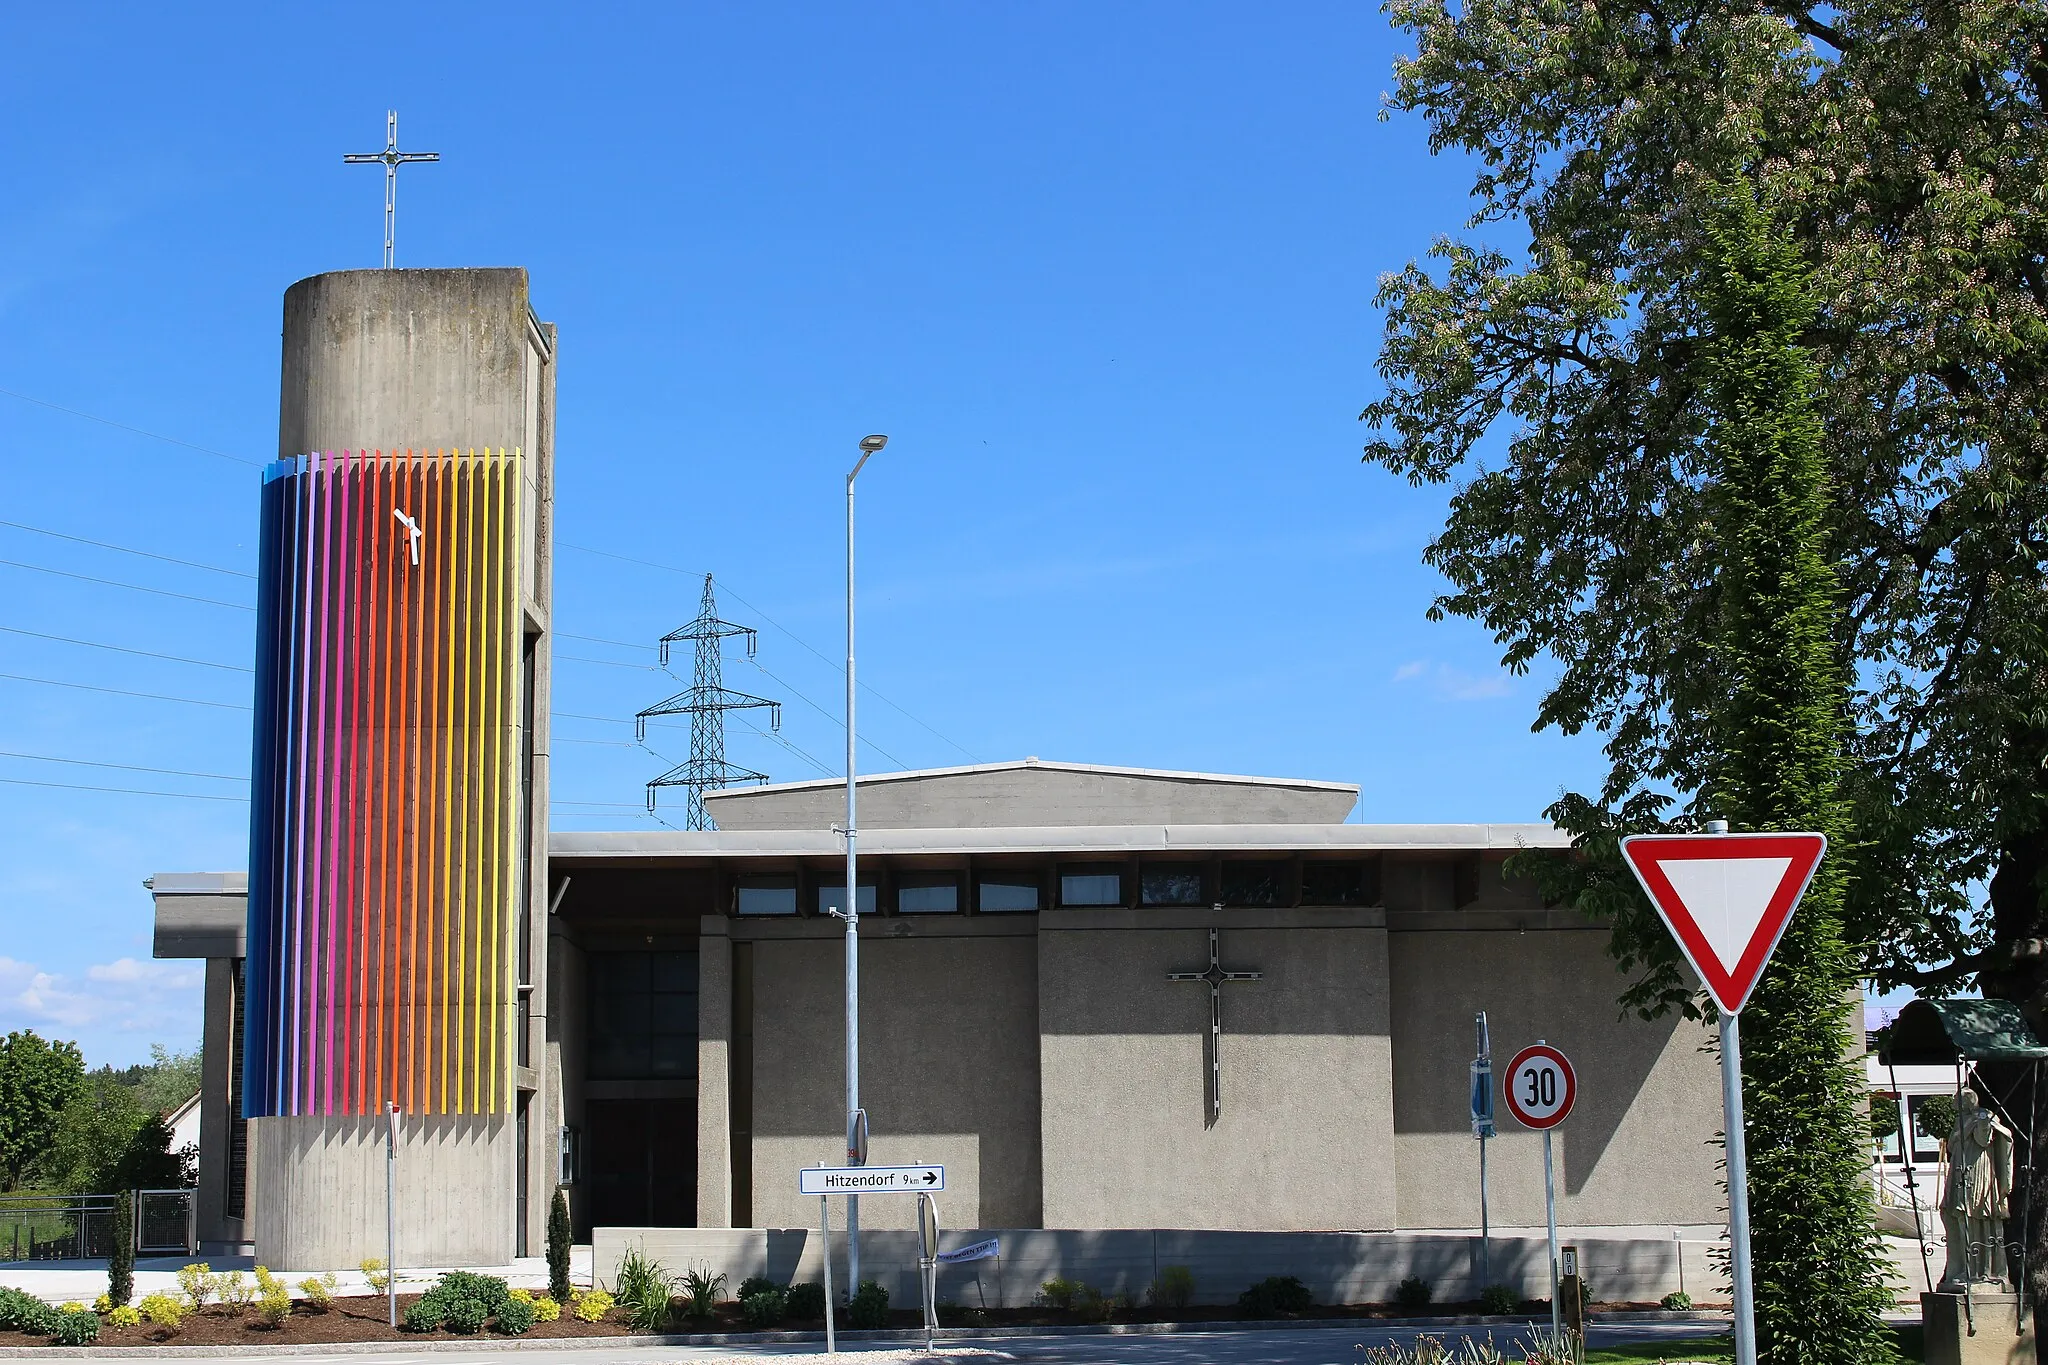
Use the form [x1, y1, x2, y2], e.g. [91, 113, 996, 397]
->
[0, 1248, 593, 1305]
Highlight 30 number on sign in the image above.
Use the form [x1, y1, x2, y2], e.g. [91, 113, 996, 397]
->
[1503, 1044, 1576, 1129]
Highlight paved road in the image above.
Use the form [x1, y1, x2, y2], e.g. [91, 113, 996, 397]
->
[91, 1320, 1728, 1364]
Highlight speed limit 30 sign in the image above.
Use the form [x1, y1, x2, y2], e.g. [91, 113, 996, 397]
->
[1503, 1044, 1576, 1129]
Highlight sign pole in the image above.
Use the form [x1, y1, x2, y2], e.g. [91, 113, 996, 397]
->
[1721, 1010, 1757, 1365]
[1543, 1124, 1561, 1339]
[820, 1185, 836, 1356]
[385, 1101, 398, 1328]
[1473, 1010, 1495, 1292]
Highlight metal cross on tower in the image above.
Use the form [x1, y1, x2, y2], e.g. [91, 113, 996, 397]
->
[1167, 922, 1263, 1128]
[637, 574, 782, 829]
[343, 110, 440, 269]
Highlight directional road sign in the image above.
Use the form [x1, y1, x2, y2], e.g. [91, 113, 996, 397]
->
[799, 1164, 945, 1196]
[1620, 832, 1827, 1014]
[1503, 1044, 1576, 1129]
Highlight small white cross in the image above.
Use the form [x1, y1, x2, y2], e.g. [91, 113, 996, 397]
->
[392, 509, 423, 566]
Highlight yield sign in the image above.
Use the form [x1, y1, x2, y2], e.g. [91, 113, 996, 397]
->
[1619, 832, 1827, 1014]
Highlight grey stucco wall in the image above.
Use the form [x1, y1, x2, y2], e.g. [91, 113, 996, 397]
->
[1038, 909, 1395, 1231]
[706, 765, 1357, 831]
[1388, 923, 1724, 1229]
[743, 921, 1041, 1231]
[697, 918, 733, 1227]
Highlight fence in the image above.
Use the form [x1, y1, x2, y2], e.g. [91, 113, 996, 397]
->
[0, 1190, 194, 1261]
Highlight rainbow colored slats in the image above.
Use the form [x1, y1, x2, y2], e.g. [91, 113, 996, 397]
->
[244, 450, 523, 1118]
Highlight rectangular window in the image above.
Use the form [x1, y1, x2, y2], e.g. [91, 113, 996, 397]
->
[978, 876, 1041, 912]
[1223, 861, 1288, 907]
[817, 883, 879, 917]
[1302, 861, 1368, 906]
[587, 950, 699, 1080]
[1141, 865, 1206, 906]
[736, 878, 798, 916]
[896, 875, 960, 914]
[1060, 872, 1122, 907]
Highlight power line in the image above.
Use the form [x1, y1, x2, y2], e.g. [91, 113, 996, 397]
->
[556, 653, 660, 671]
[0, 386, 260, 467]
[0, 625, 252, 673]
[0, 775, 248, 802]
[0, 558, 255, 611]
[0, 519, 255, 579]
[559, 541, 978, 761]
[557, 631, 651, 652]
[0, 750, 247, 782]
[0, 672, 251, 710]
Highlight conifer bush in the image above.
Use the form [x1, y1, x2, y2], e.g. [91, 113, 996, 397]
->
[547, 1187, 573, 1302]
[106, 1190, 133, 1308]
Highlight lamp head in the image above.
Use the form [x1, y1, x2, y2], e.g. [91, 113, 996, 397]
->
[859, 434, 889, 454]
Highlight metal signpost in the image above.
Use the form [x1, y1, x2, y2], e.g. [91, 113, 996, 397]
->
[800, 1162, 946, 1356]
[1504, 1042, 1577, 1339]
[1472, 1011, 1496, 1289]
[384, 1102, 399, 1327]
[1620, 824, 1827, 1365]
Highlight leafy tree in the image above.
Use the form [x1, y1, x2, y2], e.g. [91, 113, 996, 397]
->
[0, 1031, 85, 1191]
[132, 1044, 201, 1119]
[1689, 176, 1894, 1363]
[30, 1072, 184, 1195]
[1364, 0, 2047, 1336]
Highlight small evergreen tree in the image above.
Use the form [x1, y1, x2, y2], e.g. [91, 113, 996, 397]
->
[106, 1189, 133, 1307]
[547, 1188, 572, 1303]
[1696, 176, 1897, 1365]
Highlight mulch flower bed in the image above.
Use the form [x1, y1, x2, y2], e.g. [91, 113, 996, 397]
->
[0, 1295, 1685, 1348]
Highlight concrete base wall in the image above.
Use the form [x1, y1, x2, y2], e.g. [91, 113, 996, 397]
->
[593, 1225, 1728, 1309]
[251, 1113, 513, 1270]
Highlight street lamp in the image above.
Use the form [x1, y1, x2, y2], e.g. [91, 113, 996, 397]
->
[842, 433, 886, 1291]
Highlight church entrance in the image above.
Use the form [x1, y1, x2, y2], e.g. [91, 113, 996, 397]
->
[584, 949, 699, 1229]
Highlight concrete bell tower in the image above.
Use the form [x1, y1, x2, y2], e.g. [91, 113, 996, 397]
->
[242, 268, 554, 1267]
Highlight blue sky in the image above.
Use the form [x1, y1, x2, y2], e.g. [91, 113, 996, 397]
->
[0, 4, 1613, 1066]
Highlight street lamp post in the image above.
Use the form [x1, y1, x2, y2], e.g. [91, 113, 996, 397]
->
[842, 433, 886, 1295]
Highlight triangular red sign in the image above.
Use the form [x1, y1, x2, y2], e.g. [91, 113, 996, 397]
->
[1619, 832, 1827, 1014]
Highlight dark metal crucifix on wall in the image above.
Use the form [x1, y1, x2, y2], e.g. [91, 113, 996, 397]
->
[1167, 924, 1262, 1128]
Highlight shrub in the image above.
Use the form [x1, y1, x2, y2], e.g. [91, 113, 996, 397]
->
[1394, 1275, 1433, 1311]
[443, 1296, 488, 1334]
[1572, 1279, 1595, 1309]
[107, 1189, 134, 1308]
[93, 1293, 113, 1314]
[0, 1287, 59, 1335]
[1662, 1290, 1693, 1311]
[58, 1301, 87, 1314]
[573, 1288, 614, 1323]
[1479, 1283, 1519, 1316]
[107, 1305, 142, 1328]
[438, 1271, 512, 1317]
[741, 1284, 788, 1327]
[848, 1279, 890, 1329]
[217, 1270, 255, 1309]
[1150, 1264, 1195, 1310]
[257, 1288, 292, 1327]
[495, 1294, 537, 1334]
[1038, 1276, 1086, 1311]
[785, 1281, 826, 1321]
[738, 1274, 781, 1301]
[1076, 1286, 1120, 1322]
[138, 1291, 185, 1329]
[1239, 1275, 1314, 1318]
[52, 1310, 99, 1346]
[676, 1264, 722, 1321]
[403, 1297, 447, 1333]
[299, 1272, 339, 1311]
[531, 1293, 562, 1323]
[360, 1257, 390, 1294]
[937, 1299, 986, 1327]
[176, 1262, 217, 1308]
[548, 1188, 574, 1303]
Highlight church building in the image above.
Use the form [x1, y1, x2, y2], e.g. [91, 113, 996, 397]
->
[147, 266, 1726, 1289]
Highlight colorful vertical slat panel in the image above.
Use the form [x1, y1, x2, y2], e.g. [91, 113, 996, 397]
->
[243, 450, 522, 1117]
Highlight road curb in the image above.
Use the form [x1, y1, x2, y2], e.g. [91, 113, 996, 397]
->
[0, 1310, 1734, 1357]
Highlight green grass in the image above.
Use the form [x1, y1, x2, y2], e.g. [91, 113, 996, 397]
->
[1585, 1338, 1736, 1365]
[1583, 1326, 1920, 1365]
